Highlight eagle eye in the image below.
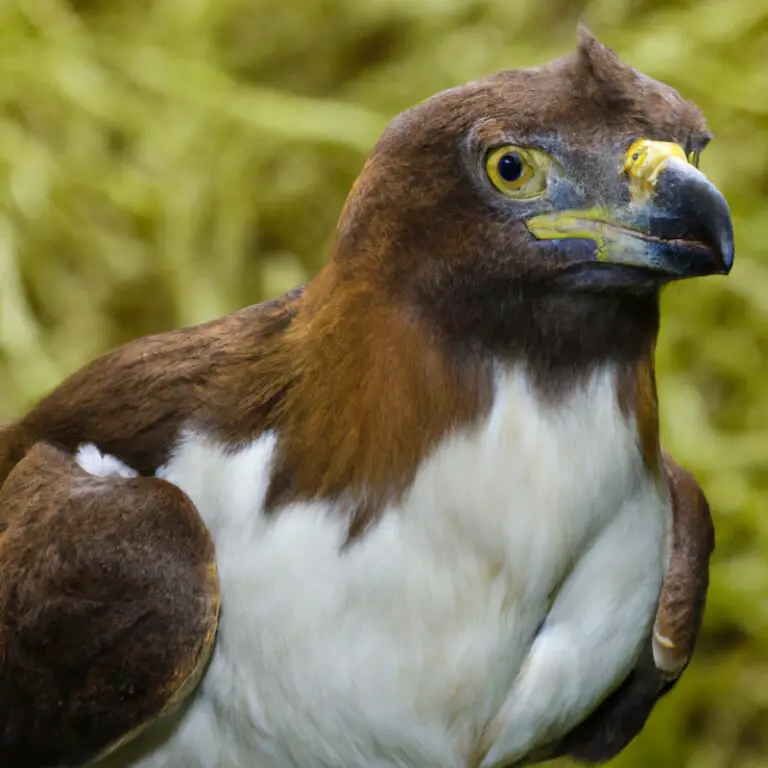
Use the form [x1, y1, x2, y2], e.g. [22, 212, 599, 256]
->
[498, 152, 524, 182]
[486, 145, 548, 199]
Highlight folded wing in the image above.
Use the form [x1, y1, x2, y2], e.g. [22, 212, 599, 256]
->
[531, 454, 714, 765]
[0, 442, 220, 768]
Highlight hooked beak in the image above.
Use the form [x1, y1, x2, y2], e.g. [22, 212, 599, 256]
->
[525, 139, 734, 284]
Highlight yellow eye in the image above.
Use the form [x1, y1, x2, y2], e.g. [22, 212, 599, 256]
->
[485, 146, 548, 199]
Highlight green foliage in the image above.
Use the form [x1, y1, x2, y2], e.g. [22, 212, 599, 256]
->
[2, 0, 767, 765]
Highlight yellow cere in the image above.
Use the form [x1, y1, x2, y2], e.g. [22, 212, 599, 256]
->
[623, 139, 688, 203]
[525, 139, 708, 264]
[485, 145, 549, 199]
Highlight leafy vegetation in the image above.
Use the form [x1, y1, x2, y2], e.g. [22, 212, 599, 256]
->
[2, 0, 767, 765]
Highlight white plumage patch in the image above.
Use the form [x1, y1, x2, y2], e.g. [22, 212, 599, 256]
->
[75, 444, 138, 479]
[98, 365, 671, 768]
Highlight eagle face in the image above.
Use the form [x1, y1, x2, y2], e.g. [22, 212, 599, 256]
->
[335, 28, 733, 358]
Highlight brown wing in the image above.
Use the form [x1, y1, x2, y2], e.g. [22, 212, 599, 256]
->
[0, 287, 304, 485]
[0, 442, 219, 768]
[526, 454, 714, 765]
[0, 290, 302, 766]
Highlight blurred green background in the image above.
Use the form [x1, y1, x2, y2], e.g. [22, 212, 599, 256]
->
[2, 0, 767, 765]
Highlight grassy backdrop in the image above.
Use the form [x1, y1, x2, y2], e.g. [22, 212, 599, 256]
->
[3, 1, 767, 765]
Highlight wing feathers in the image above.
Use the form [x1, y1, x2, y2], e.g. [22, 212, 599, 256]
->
[526, 454, 714, 765]
[0, 442, 219, 768]
[652, 453, 714, 676]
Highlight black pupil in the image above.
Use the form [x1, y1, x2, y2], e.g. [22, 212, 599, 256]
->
[497, 152, 524, 182]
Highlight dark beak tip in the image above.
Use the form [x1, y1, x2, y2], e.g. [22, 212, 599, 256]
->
[700, 240, 733, 277]
[714, 220, 735, 275]
[653, 163, 735, 279]
[720, 251, 735, 275]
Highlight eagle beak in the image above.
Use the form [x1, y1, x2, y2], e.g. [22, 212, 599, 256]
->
[525, 139, 734, 281]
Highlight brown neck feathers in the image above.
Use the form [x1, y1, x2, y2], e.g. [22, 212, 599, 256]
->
[260, 266, 494, 538]
[616, 345, 662, 476]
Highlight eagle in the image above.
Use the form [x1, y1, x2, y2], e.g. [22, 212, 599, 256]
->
[0, 26, 729, 768]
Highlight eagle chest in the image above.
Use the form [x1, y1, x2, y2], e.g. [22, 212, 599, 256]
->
[126, 366, 670, 768]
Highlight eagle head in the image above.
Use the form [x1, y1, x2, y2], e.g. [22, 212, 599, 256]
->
[329, 26, 734, 369]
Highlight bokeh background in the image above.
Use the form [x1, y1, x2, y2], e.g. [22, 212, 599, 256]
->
[2, 0, 767, 765]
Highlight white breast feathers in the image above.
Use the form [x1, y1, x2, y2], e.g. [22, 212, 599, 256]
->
[86, 364, 671, 768]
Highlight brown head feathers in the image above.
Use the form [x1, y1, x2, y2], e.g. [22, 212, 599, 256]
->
[3, 27, 709, 532]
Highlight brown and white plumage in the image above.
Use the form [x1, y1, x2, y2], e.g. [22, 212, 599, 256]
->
[0, 27, 727, 768]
